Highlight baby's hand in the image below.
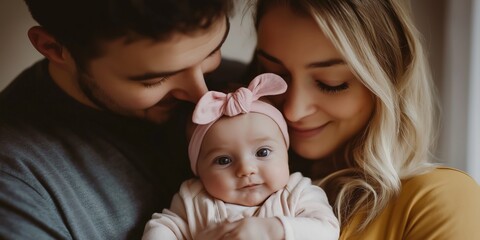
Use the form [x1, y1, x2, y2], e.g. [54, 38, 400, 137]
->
[197, 217, 284, 240]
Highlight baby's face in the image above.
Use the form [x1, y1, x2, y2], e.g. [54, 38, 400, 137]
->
[196, 113, 290, 206]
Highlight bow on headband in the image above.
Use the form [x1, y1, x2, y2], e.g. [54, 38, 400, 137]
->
[188, 73, 289, 175]
[192, 73, 288, 125]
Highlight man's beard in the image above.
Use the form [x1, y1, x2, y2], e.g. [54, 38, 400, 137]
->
[76, 71, 181, 124]
[77, 72, 113, 112]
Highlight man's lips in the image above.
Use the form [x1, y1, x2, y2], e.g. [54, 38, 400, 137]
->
[142, 98, 182, 123]
[289, 122, 330, 138]
[151, 98, 180, 110]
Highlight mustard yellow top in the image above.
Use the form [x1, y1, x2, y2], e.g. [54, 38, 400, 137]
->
[340, 167, 480, 240]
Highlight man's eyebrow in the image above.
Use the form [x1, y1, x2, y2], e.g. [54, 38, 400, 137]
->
[256, 49, 346, 68]
[128, 18, 230, 81]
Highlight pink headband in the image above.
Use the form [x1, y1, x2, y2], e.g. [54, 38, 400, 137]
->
[188, 73, 289, 175]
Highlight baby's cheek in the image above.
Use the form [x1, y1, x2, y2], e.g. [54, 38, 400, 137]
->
[204, 178, 230, 199]
[271, 167, 290, 190]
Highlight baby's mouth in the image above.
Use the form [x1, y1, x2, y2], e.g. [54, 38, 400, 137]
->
[240, 183, 261, 189]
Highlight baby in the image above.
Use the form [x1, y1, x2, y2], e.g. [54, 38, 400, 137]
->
[142, 73, 339, 240]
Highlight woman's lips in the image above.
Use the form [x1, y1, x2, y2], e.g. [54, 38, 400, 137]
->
[289, 123, 329, 139]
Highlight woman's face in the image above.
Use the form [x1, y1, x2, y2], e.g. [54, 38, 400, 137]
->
[256, 5, 374, 160]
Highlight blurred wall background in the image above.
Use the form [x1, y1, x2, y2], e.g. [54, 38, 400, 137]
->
[1, 1, 478, 182]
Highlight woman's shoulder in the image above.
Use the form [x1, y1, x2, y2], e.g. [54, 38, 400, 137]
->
[401, 166, 479, 194]
[391, 167, 480, 239]
[400, 167, 479, 234]
[341, 167, 479, 239]
[399, 167, 480, 207]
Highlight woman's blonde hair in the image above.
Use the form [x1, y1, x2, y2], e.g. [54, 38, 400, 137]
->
[252, 0, 438, 231]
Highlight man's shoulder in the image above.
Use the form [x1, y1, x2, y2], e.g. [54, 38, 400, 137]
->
[0, 59, 50, 115]
[0, 59, 47, 97]
[0, 120, 45, 153]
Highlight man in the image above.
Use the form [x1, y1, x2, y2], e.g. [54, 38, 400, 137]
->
[0, 0, 239, 239]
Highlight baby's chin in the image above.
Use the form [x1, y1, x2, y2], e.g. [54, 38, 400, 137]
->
[231, 191, 273, 207]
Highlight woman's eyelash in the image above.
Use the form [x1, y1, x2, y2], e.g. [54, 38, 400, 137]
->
[258, 65, 349, 94]
[316, 81, 349, 93]
[142, 77, 169, 88]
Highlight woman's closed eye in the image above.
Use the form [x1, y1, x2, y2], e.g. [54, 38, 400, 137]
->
[258, 62, 350, 94]
[316, 80, 349, 94]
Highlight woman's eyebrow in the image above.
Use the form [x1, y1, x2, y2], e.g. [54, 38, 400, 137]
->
[306, 59, 345, 68]
[257, 49, 345, 68]
[256, 49, 284, 65]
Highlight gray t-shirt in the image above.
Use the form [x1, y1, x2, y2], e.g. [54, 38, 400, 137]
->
[0, 59, 244, 239]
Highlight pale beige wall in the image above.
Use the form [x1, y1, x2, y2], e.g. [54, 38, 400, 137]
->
[468, 0, 480, 182]
[412, 0, 473, 174]
[0, 0, 42, 90]
[222, 1, 256, 63]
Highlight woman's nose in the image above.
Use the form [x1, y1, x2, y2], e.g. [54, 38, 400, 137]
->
[282, 83, 316, 123]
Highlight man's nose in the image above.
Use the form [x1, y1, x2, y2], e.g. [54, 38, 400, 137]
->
[171, 66, 209, 103]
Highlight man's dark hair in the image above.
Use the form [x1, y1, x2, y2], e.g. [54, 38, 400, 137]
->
[24, 0, 233, 70]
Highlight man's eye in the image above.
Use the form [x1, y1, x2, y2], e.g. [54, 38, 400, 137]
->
[142, 77, 169, 88]
[215, 156, 232, 165]
[256, 148, 271, 157]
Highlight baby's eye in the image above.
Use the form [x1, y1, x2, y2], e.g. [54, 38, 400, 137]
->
[256, 148, 271, 157]
[215, 156, 232, 165]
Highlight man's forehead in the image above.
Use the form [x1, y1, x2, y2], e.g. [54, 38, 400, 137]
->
[120, 15, 229, 44]
[93, 15, 228, 68]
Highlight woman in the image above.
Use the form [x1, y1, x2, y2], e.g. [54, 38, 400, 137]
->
[247, 0, 480, 239]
